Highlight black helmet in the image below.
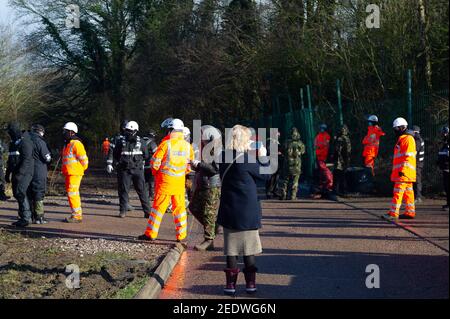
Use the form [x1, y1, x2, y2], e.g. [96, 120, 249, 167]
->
[442, 126, 449, 135]
[31, 124, 45, 134]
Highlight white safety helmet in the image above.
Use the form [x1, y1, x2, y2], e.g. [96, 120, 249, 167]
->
[63, 122, 78, 134]
[170, 118, 184, 130]
[125, 121, 139, 131]
[368, 115, 379, 123]
[183, 126, 191, 137]
[393, 117, 408, 128]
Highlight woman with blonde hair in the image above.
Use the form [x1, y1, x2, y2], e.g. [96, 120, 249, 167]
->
[218, 124, 269, 295]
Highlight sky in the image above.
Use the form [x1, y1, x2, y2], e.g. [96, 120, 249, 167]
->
[0, 0, 16, 26]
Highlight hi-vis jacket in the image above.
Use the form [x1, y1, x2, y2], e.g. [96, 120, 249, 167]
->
[391, 132, 416, 183]
[108, 136, 150, 170]
[151, 132, 194, 195]
[314, 131, 331, 162]
[62, 137, 89, 176]
[362, 126, 385, 158]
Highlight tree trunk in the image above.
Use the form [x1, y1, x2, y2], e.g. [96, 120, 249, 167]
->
[418, 0, 432, 90]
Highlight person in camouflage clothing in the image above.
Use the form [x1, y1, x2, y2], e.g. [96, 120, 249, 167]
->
[0, 138, 10, 201]
[332, 124, 352, 196]
[189, 125, 222, 251]
[279, 127, 306, 200]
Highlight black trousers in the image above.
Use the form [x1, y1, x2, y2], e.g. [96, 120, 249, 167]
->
[444, 171, 449, 206]
[118, 169, 151, 214]
[414, 166, 423, 199]
[0, 162, 6, 195]
[12, 173, 33, 222]
[144, 171, 155, 200]
[333, 169, 346, 195]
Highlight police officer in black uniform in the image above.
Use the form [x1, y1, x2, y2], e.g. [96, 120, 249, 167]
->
[28, 124, 52, 224]
[106, 121, 152, 218]
[107, 119, 134, 211]
[412, 126, 425, 203]
[438, 126, 449, 210]
[0, 138, 11, 201]
[143, 129, 158, 200]
[5, 122, 35, 227]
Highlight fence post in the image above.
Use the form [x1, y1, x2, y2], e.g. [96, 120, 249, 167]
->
[407, 69, 413, 125]
[300, 88, 305, 109]
[336, 79, 344, 126]
[306, 85, 316, 180]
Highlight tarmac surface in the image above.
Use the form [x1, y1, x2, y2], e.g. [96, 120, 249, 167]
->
[0, 191, 448, 299]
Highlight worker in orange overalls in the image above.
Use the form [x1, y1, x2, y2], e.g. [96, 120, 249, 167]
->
[362, 115, 385, 176]
[102, 138, 110, 158]
[383, 117, 417, 221]
[62, 122, 89, 223]
[138, 118, 194, 242]
[313, 124, 334, 200]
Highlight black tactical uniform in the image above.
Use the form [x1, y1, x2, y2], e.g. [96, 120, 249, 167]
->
[108, 135, 152, 217]
[5, 123, 35, 226]
[28, 127, 52, 223]
[438, 127, 449, 209]
[142, 133, 158, 200]
[0, 139, 10, 200]
[412, 126, 425, 201]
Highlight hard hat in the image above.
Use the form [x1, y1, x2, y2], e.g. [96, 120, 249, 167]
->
[161, 118, 174, 128]
[393, 117, 408, 128]
[125, 121, 139, 131]
[412, 125, 421, 133]
[170, 119, 184, 130]
[319, 123, 327, 130]
[63, 122, 78, 133]
[368, 115, 379, 122]
[442, 126, 449, 134]
[121, 120, 129, 129]
[183, 126, 191, 137]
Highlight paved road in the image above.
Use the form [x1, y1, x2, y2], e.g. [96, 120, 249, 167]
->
[160, 198, 449, 299]
[1, 193, 448, 299]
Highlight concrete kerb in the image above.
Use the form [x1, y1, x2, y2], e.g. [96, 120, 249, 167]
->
[134, 242, 186, 299]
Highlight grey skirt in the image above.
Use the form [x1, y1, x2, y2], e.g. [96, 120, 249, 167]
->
[223, 228, 262, 256]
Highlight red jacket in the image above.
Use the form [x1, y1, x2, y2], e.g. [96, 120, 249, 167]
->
[315, 132, 331, 162]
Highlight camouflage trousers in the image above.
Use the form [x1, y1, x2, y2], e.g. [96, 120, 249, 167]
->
[280, 173, 300, 200]
[188, 187, 221, 240]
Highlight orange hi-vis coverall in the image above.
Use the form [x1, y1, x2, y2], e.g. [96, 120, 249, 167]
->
[145, 132, 194, 241]
[362, 125, 385, 173]
[62, 138, 89, 220]
[388, 133, 416, 218]
[315, 131, 331, 162]
[102, 139, 110, 156]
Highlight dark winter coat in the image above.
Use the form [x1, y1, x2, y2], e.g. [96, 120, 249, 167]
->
[6, 127, 34, 179]
[217, 150, 270, 231]
[413, 132, 425, 169]
[29, 131, 52, 200]
[194, 161, 221, 189]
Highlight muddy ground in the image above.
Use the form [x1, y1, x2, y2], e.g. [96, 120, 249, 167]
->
[0, 229, 170, 299]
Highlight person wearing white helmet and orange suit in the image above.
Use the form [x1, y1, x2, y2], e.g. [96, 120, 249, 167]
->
[138, 118, 194, 242]
[362, 115, 385, 176]
[61, 122, 89, 223]
[383, 117, 417, 221]
[106, 121, 152, 219]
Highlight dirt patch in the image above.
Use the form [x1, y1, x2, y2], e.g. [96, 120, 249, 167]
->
[0, 229, 170, 299]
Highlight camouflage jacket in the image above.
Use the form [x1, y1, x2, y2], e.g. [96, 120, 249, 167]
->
[283, 138, 306, 175]
[333, 134, 352, 170]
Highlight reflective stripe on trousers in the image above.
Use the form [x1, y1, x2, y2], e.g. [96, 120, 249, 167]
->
[65, 175, 83, 220]
[388, 182, 415, 217]
[144, 193, 188, 240]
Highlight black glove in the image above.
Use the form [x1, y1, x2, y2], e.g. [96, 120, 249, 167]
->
[398, 171, 405, 177]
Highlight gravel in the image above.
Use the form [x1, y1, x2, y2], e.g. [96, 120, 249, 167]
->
[31, 237, 170, 259]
